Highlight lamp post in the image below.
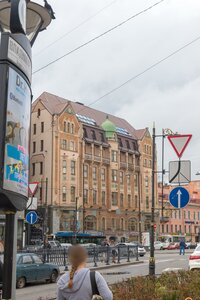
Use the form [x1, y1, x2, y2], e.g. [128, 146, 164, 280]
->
[0, 1, 54, 299]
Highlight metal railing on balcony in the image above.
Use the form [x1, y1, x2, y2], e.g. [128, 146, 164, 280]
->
[94, 155, 101, 162]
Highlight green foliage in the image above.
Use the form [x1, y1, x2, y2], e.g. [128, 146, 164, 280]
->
[112, 270, 200, 300]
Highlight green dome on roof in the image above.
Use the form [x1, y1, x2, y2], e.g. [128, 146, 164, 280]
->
[101, 116, 116, 139]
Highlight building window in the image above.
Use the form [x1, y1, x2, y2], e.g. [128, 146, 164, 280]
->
[119, 171, 123, 184]
[112, 218, 115, 229]
[135, 195, 138, 208]
[175, 225, 177, 233]
[62, 160, 67, 174]
[179, 210, 181, 219]
[194, 212, 196, 220]
[41, 122, 44, 133]
[40, 140, 44, 151]
[102, 191, 106, 206]
[118, 137, 123, 147]
[162, 224, 164, 233]
[40, 162, 43, 175]
[171, 225, 173, 233]
[184, 211, 186, 219]
[33, 141, 36, 153]
[121, 218, 124, 230]
[145, 176, 148, 187]
[83, 189, 88, 204]
[63, 121, 67, 132]
[61, 139, 67, 150]
[128, 194, 131, 208]
[112, 192, 118, 206]
[102, 218, 106, 231]
[101, 168, 106, 181]
[71, 186, 76, 202]
[128, 218, 137, 231]
[83, 165, 88, 178]
[71, 161, 76, 175]
[166, 224, 168, 233]
[146, 196, 149, 209]
[91, 130, 96, 140]
[67, 122, 70, 133]
[32, 163, 35, 176]
[198, 212, 200, 220]
[148, 160, 152, 168]
[188, 211, 190, 220]
[93, 166, 97, 180]
[100, 132, 105, 143]
[62, 186, 66, 202]
[189, 225, 191, 234]
[83, 128, 87, 138]
[112, 170, 117, 182]
[144, 159, 147, 167]
[39, 187, 43, 201]
[111, 150, 117, 162]
[37, 108, 41, 117]
[134, 174, 138, 187]
[93, 190, 97, 205]
[71, 123, 74, 134]
[70, 141, 75, 151]
[85, 216, 97, 231]
[184, 225, 187, 233]
[127, 175, 131, 185]
[126, 140, 130, 149]
[120, 193, 124, 207]
[33, 124, 36, 135]
[179, 225, 182, 234]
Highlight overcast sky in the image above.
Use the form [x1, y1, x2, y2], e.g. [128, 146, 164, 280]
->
[31, 0, 200, 181]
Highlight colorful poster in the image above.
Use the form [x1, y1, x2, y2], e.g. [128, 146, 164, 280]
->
[3, 67, 31, 197]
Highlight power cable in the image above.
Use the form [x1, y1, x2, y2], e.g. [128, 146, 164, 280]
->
[80, 34, 200, 111]
[33, 0, 165, 74]
[34, 0, 119, 57]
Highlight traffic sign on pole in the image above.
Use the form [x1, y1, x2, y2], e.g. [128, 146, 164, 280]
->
[168, 134, 192, 158]
[29, 182, 38, 196]
[169, 160, 191, 184]
[169, 186, 190, 209]
[26, 211, 38, 224]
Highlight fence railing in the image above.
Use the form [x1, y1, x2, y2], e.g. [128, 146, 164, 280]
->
[16, 245, 140, 267]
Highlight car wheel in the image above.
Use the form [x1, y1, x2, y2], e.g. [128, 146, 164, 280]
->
[16, 277, 26, 289]
[50, 270, 58, 283]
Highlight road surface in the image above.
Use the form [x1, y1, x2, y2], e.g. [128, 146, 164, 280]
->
[16, 251, 190, 300]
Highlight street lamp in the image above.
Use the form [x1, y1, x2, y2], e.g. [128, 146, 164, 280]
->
[0, 0, 52, 45]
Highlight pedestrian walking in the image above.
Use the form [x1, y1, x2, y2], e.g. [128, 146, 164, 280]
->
[179, 239, 186, 255]
[110, 240, 117, 263]
[57, 245, 113, 300]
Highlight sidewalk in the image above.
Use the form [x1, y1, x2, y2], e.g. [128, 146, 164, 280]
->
[59, 259, 144, 274]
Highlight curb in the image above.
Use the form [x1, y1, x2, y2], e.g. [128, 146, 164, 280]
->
[60, 260, 144, 274]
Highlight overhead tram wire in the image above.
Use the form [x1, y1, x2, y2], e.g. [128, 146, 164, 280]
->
[33, 0, 165, 75]
[34, 0, 120, 57]
[78, 34, 200, 112]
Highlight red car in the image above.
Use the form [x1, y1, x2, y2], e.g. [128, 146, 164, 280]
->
[166, 242, 179, 250]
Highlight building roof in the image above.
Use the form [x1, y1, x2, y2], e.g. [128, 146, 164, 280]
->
[33, 91, 146, 140]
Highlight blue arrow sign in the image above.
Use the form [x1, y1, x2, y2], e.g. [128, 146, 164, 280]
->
[26, 211, 38, 224]
[169, 186, 190, 209]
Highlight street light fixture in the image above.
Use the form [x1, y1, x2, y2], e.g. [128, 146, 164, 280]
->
[0, 0, 52, 45]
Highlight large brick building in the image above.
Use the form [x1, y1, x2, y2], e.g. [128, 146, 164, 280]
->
[30, 92, 159, 241]
[158, 181, 200, 242]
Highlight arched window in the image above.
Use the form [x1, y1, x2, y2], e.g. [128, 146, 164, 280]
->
[85, 216, 97, 231]
[128, 218, 137, 232]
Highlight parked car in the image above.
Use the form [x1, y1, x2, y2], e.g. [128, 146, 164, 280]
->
[154, 241, 165, 250]
[0, 253, 59, 289]
[189, 244, 200, 270]
[186, 242, 197, 249]
[130, 243, 146, 257]
[47, 240, 62, 249]
[166, 242, 179, 250]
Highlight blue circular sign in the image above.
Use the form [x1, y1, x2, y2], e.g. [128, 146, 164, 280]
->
[169, 186, 190, 209]
[26, 211, 38, 224]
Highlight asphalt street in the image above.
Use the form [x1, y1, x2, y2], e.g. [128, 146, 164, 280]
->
[16, 250, 191, 300]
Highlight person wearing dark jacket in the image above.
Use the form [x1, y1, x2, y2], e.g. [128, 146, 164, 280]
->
[180, 239, 186, 255]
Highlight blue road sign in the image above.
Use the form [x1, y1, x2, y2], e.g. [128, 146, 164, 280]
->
[169, 186, 190, 209]
[26, 211, 38, 224]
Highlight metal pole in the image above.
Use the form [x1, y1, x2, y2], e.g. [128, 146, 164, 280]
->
[138, 173, 142, 244]
[149, 124, 156, 276]
[2, 212, 17, 300]
[74, 197, 78, 244]
[82, 163, 85, 233]
[43, 177, 48, 247]
[161, 129, 165, 221]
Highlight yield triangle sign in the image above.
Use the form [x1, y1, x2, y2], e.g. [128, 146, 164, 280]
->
[167, 134, 192, 158]
[29, 182, 39, 196]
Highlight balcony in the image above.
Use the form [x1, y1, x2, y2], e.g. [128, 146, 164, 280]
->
[120, 162, 127, 169]
[84, 153, 92, 161]
[160, 216, 169, 223]
[94, 155, 101, 163]
[135, 165, 140, 172]
[102, 157, 110, 165]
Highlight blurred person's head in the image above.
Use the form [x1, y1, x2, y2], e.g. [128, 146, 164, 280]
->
[68, 245, 88, 288]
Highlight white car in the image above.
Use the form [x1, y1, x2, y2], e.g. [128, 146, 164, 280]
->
[129, 243, 146, 257]
[189, 243, 200, 270]
[154, 241, 165, 250]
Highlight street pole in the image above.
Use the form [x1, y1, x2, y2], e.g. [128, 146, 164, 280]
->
[82, 163, 85, 233]
[149, 124, 156, 276]
[138, 173, 142, 244]
[43, 177, 48, 247]
[161, 129, 165, 220]
[74, 197, 78, 244]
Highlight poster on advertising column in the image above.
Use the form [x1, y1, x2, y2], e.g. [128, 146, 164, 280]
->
[3, 67, 31, 197]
